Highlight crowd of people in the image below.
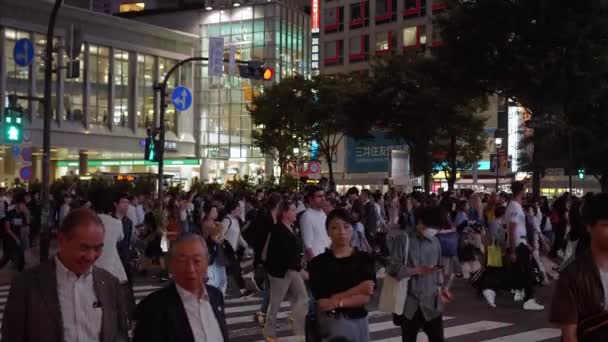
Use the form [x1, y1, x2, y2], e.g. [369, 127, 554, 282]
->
[0, 180, 604, 342]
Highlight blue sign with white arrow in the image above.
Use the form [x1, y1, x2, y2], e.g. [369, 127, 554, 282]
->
[13, 38, 34, 67]
[171, 86, 192, 112]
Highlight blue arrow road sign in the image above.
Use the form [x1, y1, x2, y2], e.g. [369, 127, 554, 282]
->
[171, 86, 192, 112]
[13, 38, 34, 67]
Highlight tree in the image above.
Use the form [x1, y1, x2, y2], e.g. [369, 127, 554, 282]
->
[248, 76, 311, 179]
[369, 52, 489, 192]
[305, 74, 373, 189]
[437, 0, 608, 194]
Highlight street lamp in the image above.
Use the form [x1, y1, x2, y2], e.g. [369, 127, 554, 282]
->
[495, 136, 503, 192]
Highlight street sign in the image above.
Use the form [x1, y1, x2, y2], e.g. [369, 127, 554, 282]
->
[308, 161, 322, 180]
[13, 38, 34, 67]
[208, 37, 225, 77]
[11, 146, 20, 157]
[21, 147, 32, 162]
[19, 166, 32, 181]
[171, 86, 192, 111]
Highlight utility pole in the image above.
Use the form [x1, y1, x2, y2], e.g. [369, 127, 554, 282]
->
[40, 0, 63, 261]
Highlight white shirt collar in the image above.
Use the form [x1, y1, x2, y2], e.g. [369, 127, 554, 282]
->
[55, 256, 93, 280]
[176, 282, 208, 302]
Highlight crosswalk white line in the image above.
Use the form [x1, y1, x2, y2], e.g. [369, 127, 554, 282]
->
[226, 296, 266, 305]
[480, 328, 561, 342]
[226, 301, 289, 314]
[375, 320, 512, 342]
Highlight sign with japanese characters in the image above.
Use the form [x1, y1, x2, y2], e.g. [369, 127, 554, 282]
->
[346, 133, 406, 173]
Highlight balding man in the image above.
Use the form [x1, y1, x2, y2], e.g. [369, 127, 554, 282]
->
[133, 233, 228, 342]
[2, 208, 128, 342]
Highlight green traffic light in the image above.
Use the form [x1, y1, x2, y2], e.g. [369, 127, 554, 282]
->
[4, 125, 21, 142]
[148, 141, 156, 161]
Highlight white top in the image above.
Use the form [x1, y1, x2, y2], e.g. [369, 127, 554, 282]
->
[55, 257, 102, 342]
[175, 284, 224, 342]
[127, 205, 138, 230]
[135, 204, 146, 227]
[505, 201, 527, 247]
[95, 214, 128, 283]
[300, 208, 330, 257]
[221, 215, 247, 252]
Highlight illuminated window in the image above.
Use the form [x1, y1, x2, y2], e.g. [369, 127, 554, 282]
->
[119, 3, 145, 13]
[403, 25, 426, 48]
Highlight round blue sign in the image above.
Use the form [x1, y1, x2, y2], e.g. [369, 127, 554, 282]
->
[13, 38, 35, 67]
[19, 166, 32, 181]
[171, 86, 193, 112]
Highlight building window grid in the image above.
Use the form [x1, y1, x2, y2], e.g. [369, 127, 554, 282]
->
[350, 1, 369, 28]
[63, 42, 84, 122]
[324, 7, 343, 33]
[136, 54, 155, 129]
[159, 57, 178, 133]
[376, 0, 397, 23]
[375, 31, 394, 55]
[324, 40, 343, 65]
[403, 0, 426, 17]
[349, 35, 369, 62]
[34, 34, 60, 120]
[403, 25, 427, 49]
[113, 49, 129, 127]
[88, 44, 110, 126]
[4, 29, 31, 117]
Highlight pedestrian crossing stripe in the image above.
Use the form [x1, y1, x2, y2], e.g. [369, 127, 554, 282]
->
[0, 284, 561, 342]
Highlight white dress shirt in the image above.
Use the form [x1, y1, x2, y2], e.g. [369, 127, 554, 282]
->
[135, 204, 146, 227]
[95, 214, 128, 283]
[176, 284, 224, 342]
[55, 257, 102, 342]
[300, 208, 330, 257]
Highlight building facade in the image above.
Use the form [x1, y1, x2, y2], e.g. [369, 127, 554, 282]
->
[124, 1, 311, 184]
[1, 0, 200, 186]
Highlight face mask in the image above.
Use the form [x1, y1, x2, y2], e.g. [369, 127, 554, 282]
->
[422, 228, 439, 239]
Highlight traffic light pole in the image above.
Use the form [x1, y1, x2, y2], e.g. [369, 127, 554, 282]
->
[154, 56, 253, 204]
[40, 0, 63, 261]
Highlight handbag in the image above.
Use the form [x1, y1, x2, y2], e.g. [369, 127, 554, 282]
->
[379, 233, 410, 316]
[486, 243, 503, 268]
[578, 311, 608, 341]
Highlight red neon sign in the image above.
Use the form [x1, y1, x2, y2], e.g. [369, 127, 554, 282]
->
[311, 0, 320, 30]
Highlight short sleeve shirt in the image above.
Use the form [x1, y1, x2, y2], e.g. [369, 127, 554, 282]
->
[505, 201, 527, 246]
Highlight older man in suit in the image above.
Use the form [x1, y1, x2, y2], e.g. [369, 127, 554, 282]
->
[2, 208, 128, 342]
[134, 233, 229, 342]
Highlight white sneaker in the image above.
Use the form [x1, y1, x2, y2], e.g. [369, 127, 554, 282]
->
[513, 290, 524, 302]
[523, 299, 545, 311]
[482, 289, 496, 308]
[376, 267, 386, 279]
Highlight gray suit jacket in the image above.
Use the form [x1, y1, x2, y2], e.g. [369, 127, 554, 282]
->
[1, 259, 128, 342]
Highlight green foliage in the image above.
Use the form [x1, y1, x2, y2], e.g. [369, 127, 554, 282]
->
[369, 52, 489, 191]
[224, 175, 256, 194]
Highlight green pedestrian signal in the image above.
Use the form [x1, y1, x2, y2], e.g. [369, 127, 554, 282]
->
[578, 168, 586, 180]
[145, 137, 160, 162]
[3, 107, 22, 144]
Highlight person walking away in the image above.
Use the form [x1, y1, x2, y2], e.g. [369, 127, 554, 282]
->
[264, 201, 309, 342]
[308, 209, 376, 342]
[221, 200, 252, 297]
[505, 182, 544, 310]
[114, 193, 135, 285]
[133, 234, 228, 342]
[0, 195, 28, 271]
[550, 193, 608, 342]
[58, 194, 72, 225]
[2, 208, 128, 342]
[351, 207, 372, 253]
[400, 206, 453, 342]
[524, 204, 550, 285]
[549, 196, 569, 259]
[202, 203, 228, 295]
[477, 206, 508, 308]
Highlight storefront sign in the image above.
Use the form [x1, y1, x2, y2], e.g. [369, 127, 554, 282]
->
[56, 159, 200, 167]
[311, 0, 320, 75]
[346, 133, 406, 173]
[311, 0, 320, 31]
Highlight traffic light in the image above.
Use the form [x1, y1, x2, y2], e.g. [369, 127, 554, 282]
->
[144, 128, 160, 162]
[578, 168, 586, 180]
[238, 61, 274, 81]
[3, 106, 23, 144]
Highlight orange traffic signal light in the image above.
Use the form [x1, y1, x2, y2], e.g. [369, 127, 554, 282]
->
[262, 67, 274, 81]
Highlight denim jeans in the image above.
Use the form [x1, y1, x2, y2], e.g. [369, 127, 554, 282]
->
[207, 262, 227, 295]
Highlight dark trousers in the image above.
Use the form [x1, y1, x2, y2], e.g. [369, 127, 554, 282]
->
[0, 239, 24, 272]
[550, 224, 567, 258]
[401, 309, 444, 342]
[512, 243, 536, 301]
[227, 252, 246, 289]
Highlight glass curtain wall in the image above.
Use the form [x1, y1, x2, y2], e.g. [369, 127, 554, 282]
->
[136, 54, 155, 129]
[34, 34, 59, 119]
[89, 44, 110, 125]
[198, 5, 310, 183]
[5, 29, 31, 116]
[113, 49, 130, 127]
[159, 57, 178, 133]
[63, 44, 84, 122]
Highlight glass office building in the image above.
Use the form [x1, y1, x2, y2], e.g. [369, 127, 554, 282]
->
[196, 4, 311, 183]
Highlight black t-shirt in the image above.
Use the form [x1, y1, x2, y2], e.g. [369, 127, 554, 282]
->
[308, 249, 376, 318]
[5, 210, 26, 236]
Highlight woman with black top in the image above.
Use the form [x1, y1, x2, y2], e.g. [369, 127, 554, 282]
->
[264, 201, 309, 342]
[308, 209, 376, 342]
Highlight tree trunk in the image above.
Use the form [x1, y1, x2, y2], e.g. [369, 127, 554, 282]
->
[327, 156, 336, 192]
[423, 171, 431, 194]
[447, 135, 457, 191]
[532, 170, 541, 198]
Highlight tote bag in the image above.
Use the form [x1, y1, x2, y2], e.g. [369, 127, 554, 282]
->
[486, 243, 503, 268]
[379, 233, 409, 315]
